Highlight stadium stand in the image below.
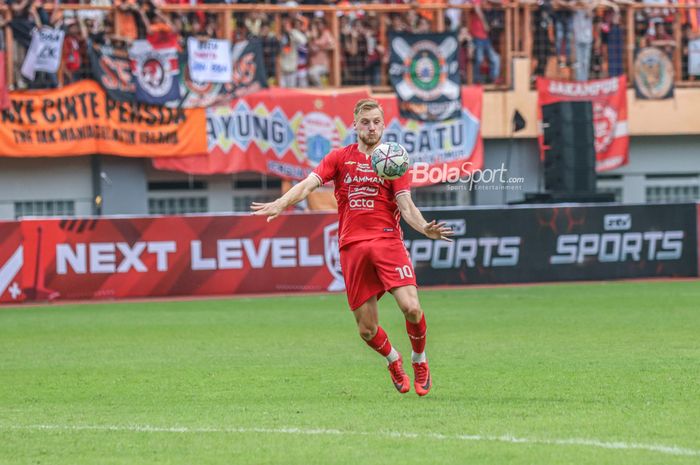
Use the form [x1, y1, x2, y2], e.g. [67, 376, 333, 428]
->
[0, 1, 698, 219]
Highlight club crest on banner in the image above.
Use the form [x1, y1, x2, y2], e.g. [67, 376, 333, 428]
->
[130, 38, 181, 104]
[634, 47, 674, 100]
[389, 33, 461, 121]
[297, 112, 342, 165]
[135, 53, 177, 97]
[593, 102, 618, 153]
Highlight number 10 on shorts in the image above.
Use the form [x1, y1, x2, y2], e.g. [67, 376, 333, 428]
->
[395, 265, 414, 280]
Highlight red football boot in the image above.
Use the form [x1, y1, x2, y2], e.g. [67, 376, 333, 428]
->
[412, 361, 432, 397]
[387, 354, 410, 394]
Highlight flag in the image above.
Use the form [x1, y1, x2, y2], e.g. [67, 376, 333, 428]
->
[537, 76, 629, 172]
[129, 32, 181, 105]
[187, 37, 232, 84]
[388, 32, 462, 122]
[21, 27, 65, 80]
[89, 42, 136, 102]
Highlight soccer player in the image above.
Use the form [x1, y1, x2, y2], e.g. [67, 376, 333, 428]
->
[251, 99, 453, 396]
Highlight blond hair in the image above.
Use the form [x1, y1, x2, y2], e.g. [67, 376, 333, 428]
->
[353, 99, 384, 120]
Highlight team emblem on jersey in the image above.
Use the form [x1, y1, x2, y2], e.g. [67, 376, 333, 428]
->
[356, 163, 375, 173]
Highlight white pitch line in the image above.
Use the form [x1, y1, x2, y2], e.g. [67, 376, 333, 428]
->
[1, 424, 699, 458]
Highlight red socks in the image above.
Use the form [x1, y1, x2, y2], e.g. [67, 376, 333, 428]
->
[406, 314, 427, 354]
[365, 316, 427, 358]
[365, 326, 392, 357]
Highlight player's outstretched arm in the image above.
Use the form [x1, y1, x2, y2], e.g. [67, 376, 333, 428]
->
[396, 194, 454, 242]
[250, 174, 321, 222]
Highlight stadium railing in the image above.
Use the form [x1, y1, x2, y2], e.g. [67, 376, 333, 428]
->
[0, 2, 698, 92]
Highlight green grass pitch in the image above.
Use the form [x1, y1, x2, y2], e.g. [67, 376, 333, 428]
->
[1, 280, 699, 465]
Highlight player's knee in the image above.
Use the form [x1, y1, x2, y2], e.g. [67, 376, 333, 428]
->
[358, 324, 378, 341]
[400, 300, 423, 322]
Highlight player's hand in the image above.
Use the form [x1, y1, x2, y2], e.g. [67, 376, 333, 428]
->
[250, 200, 284, 222]
[423, 220, 454, 242]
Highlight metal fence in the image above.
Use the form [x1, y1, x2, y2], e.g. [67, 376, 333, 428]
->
[2, 2, 697, 92]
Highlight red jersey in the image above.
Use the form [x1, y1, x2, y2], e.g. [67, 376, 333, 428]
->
[311, 144, 411, 249]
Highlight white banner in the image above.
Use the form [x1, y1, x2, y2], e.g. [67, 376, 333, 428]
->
[21, 27, 65, 80]
[187, 38, 232, 84]
[689, 38, 700, 76]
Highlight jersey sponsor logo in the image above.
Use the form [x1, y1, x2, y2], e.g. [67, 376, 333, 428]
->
[349, 198, 375, 209]
[348, 186, 379, 199]
[323, 222, 345, 291]
[343, 174, 385, 184]
[344, 161, 357, 165]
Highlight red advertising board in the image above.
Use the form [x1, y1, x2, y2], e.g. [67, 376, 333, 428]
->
[0, 222, 24, 303]
[18, 214, 343, 301]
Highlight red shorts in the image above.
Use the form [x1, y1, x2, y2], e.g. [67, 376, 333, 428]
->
[339, 237, 417, 311]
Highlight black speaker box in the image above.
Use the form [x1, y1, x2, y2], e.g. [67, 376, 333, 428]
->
[541, 101, 597, 194]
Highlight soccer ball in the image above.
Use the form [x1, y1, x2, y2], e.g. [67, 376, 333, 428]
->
[371, 142, 410, 180]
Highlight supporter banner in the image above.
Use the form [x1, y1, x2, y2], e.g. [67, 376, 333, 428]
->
[634, 47, 674, 100]
[171, 39, 268, 108]
[375, 86, 483, 187]
[18, 214, 343, 301]
[403, 204, 698, 285]
[154, 88, 369, 178]
[153, 86, 483, 187]
[388, 32, 462, 122]
[688, 38, 700, 76]
[89, 43, 135, 102]
[129, 33, 181, 105]
[21, 27, 65, 80]
[229, 39, 268, 98]
[187, 37, 232, 83]
[0, 80, 206, 157]
[537, 76, 628, 172]
[92, 39, 266, 108]
[0, 222, 25, 303]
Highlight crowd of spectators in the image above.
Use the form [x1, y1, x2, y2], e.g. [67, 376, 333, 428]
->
[0, 0, 697, 91]
[529, 0, 699, 82]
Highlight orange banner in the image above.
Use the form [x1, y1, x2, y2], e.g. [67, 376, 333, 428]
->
[0, 80, 206, 157]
